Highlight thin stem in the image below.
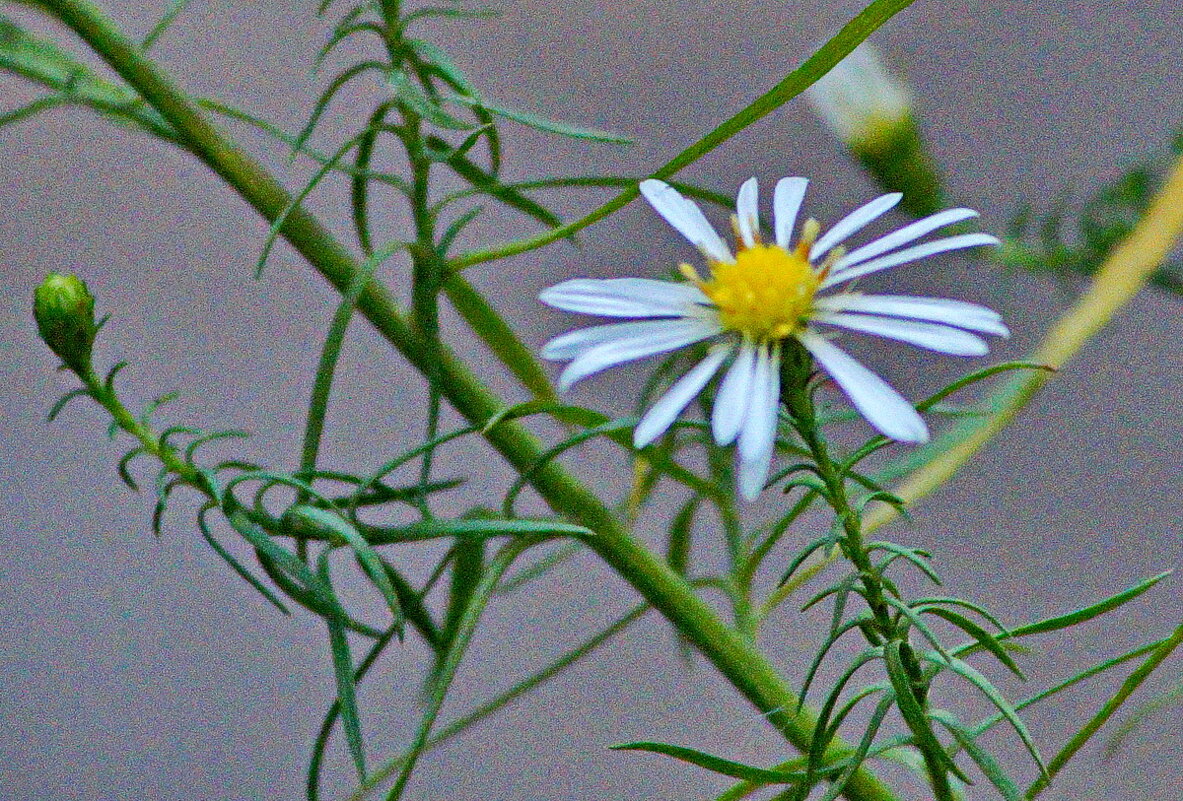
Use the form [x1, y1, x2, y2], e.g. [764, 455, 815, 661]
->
[82, 367, 207, 492]
[781, 361, 951, 801]
[42, 4, 904, 799]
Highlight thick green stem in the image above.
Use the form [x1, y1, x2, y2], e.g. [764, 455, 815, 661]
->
[40, 3, 903, 800]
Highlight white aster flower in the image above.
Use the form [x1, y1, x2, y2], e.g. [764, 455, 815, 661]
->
[539, 177, 1005, 500]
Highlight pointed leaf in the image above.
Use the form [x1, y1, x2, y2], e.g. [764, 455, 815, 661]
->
[930, 709, 1022, 801]
[450, 93, 632, 144]
[922, 652, 1046, 777]
[610, 742, 804, 783]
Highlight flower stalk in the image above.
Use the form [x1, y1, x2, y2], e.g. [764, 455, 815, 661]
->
[780, 343, 955, 801]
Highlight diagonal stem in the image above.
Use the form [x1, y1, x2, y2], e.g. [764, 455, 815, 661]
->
[40, 2, 903, 799]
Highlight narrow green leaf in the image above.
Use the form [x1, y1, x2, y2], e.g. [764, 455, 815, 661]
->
[390, 70, 476, 130]
[117, 447, 146, 491]
[314, 21, 385, 69]
[494, 542, 581, 595]
[922, 652, 1046, 777]
[184, 429, 250, 464]
[349, 101, 389, 256]
[438, 206, 483, 254]
[808, 648, 885, 781]
[1104, 679, 1183, 758]
[257, 133, 363, 277]
[139, 391, 178, 425]
[775, 535, 833, 588]
[408, 38, 477, 97]
[929, 709, 1022, 801]
[450, 93, 632, 144]
[1026, 622, 1183, 799]
[502, 418, 636, 515]
[0, 16, 175, 140]
[284, 505, 404, 631]
[104, 361, 127, 392]
[916, 606, 1024, 679]
[292, 60, 388, 156]
[226, 508, 344, 620]
[433, 538, 483, 687]
[1002, 570, 1172, 641]
[821, 683, 889, 749]
[431, 138, 562, 228]
[48, 387, 92, 422]
[912, 597, 1011, 635]
[199, 98, 411, 193]
[866, 541, 942, 585]
[378, 559, 442, 651]
[883, 596, 951, 664]
[317, 552, 367, 782]
[300, 240, 407, 481]
[799, 614, 874, 710]
[666, 495, 698, 576]
[383, 541, 529, 800]
[611, 742, 804, 783]
[398, 5, 498, 29]
[884, 642, 969, 785]
[158, 425, 201, 450]
[361, 517, 593, 544]
[0, 94, 68, 129]
[448, 0, 924, 270]
[196, 505, 290, 615]
[817, 695, 895, 801]
[141, 0, 195, 50]
[308, 621, 400, 801]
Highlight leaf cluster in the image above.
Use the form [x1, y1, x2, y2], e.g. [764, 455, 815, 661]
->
[998, 129, 1183, 296]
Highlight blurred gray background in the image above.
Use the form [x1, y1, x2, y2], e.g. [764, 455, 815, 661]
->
[2, 0, 1181, 799]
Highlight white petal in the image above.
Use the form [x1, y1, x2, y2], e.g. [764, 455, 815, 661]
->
[834, 208, 979, 270]
[540, 278, 708, 318]
[809, 192, 903, 262]
[774, 177, 809, 249]
[815, 313, 989, 356]
[738, 343, 780, 460]
[736, 177, 760, 249]
[821, 233, 1001, 289]
[633, 347, 730, 447]
[640, 179, 733, 263]
[737, 344, 781, 498]
[737, 443, 775, 501]
[711, 341, 758, 446]
[799, 332, 928, 443]
[542, 319, 706, 361]
[558, 318, 720, 390]
[814, 293, 1009, 337]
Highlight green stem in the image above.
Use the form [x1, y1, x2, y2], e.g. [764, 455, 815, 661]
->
[40, 4, 903, 800]
[782, 357, 951, 801]
[83, 367, 207, 491]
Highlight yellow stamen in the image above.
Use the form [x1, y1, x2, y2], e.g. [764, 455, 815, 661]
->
[696, 243, 820, 341]
[797, 218, 821, 258]
[679, 262, 703, 284]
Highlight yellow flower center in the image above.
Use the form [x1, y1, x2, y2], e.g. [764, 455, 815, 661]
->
[688, 243, 820, 342]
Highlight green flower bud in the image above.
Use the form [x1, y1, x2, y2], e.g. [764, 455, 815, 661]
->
[33, 272, 97, 375]
[807, 43, 944, 217]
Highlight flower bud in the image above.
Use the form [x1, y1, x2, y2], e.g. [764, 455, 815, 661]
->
[807, 43, 944, 217]
[33, 272, 97, 375]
